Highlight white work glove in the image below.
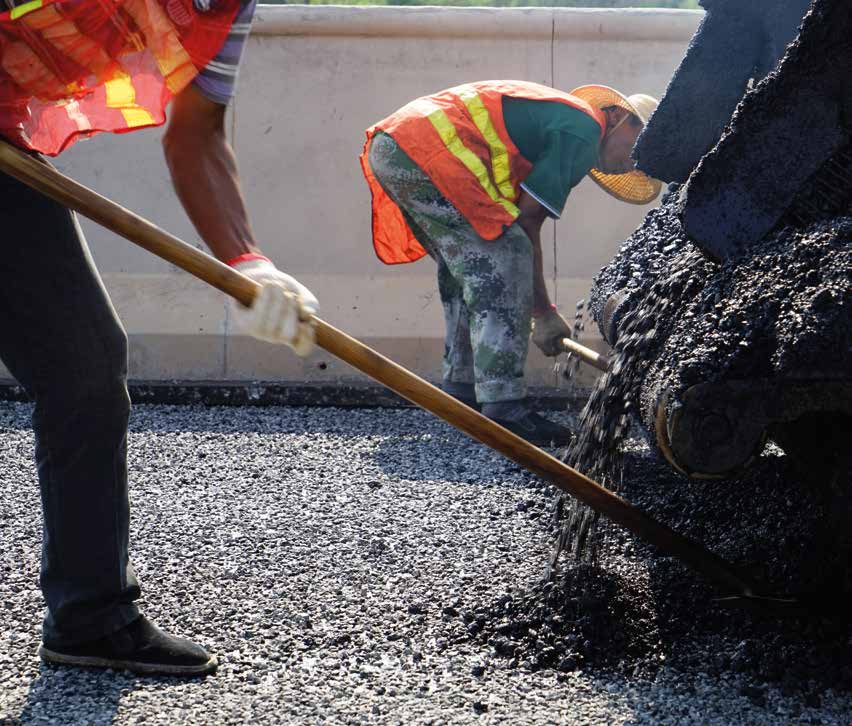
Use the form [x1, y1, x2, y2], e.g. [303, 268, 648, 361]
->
[532, 306, 573, 357]
[228, 256, 319, 357]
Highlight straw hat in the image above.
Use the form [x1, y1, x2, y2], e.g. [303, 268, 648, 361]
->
[570, 84, 663, 205]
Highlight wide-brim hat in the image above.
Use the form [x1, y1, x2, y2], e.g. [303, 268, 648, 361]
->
[570, 84, 663, 205]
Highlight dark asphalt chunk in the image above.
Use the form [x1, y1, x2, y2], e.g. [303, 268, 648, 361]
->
[634, 0, 812, 186]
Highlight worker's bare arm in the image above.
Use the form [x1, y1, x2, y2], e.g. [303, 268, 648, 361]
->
[516, 191, 551, 312]
[163, 85, 260, 263]
[163, 85, 318, 355]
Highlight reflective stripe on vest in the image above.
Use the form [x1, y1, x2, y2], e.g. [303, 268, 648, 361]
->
[422, 98, 519, 220]
[10, 0, 42, 20]
[123, 0, 196, 92]
[105, 73, 156, 128]
[458, 87, 514, 201]
[361, 80, 606, 265]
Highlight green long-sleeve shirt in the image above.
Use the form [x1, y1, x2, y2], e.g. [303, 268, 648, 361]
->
[502, 96, 602, 218]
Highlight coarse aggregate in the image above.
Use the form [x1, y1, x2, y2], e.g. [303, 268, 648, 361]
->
[3, 400, 852, 724]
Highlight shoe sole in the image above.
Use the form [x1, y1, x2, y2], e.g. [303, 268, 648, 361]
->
[39, 645, 218, 676]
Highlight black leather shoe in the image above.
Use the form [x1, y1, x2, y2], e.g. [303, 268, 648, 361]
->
[490, 411, 573, 447]
[40, 616, 217, 676]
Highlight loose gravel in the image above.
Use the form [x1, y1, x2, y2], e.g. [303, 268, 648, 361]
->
[2, 401, 851, 724]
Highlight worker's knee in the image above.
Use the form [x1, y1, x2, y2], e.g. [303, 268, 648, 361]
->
[84, 344, 130, 422]
[81, 326, 129, 419]
[35, 325, 130, 429]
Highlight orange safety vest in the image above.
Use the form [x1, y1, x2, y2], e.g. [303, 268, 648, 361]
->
[360, 80, 606, 265]
[0, 0, 240, 155]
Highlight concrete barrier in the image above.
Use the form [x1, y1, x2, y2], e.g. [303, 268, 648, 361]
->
[1, 5, 702, 393]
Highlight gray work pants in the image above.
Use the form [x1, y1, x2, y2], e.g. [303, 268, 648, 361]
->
[0, 168, 139, 646]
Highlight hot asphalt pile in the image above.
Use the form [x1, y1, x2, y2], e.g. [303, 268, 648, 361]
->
[539, 202, 852, 697]
[575, 0, 852, 586]
[589, 199, 851, 429]
[2, 400, 852, 724]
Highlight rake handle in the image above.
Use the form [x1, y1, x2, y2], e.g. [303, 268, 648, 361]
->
[0, 141, 760, 598]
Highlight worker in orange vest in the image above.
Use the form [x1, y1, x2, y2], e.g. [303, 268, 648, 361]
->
[361, 81, 660, 446]
[0, 0, 317, 676]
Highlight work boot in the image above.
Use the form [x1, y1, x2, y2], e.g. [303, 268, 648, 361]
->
[39, 615, 217, 676]
[442, 381, 480, 411]
[481, 400, 573, 447]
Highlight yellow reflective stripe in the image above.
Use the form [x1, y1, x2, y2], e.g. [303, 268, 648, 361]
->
[11, 0, 43, 20]
[426, 106, 519, 219]
[105, 74, 155, 128]
[459, 89, 514, 200]
[120, 105, 157, 128]
[105, 75, 135, 106]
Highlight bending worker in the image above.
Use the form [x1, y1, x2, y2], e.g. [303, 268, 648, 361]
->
[361, 80, 661, 445]
[1, 0, 317, 676]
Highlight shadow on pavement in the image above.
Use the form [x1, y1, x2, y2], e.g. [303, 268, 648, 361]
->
[11, 664, 127, 725]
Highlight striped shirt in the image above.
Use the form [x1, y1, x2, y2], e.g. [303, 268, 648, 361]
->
[192, 0, 257, 106]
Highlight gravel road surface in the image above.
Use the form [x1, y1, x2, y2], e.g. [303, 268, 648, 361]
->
[1, 401, 849, 724]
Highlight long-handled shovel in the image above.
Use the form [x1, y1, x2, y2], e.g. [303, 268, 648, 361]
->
[0, 141, 770, 605]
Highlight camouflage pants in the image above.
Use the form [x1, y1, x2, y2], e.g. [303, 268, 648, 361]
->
[368, 132, 533, 403]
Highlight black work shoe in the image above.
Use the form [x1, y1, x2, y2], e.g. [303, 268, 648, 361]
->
[39, 616, 217, 676]
[489, 411, 573, 447]
[441, 383, 480, 411]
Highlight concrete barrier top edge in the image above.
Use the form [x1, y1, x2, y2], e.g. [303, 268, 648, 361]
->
[254, 4, 704, 41]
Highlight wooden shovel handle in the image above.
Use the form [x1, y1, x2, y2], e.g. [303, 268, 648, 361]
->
[0, 141, 760, 597]
[559, 337, 611, 372]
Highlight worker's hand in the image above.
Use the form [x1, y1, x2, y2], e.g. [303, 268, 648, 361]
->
[228, 255, 319, 356]
[532, 307, 572, 357]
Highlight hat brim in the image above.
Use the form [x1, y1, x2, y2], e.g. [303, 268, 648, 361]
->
[570, 84, 648, 123]
[570, 84, 663, 205]
[588, 168, 663, 206]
